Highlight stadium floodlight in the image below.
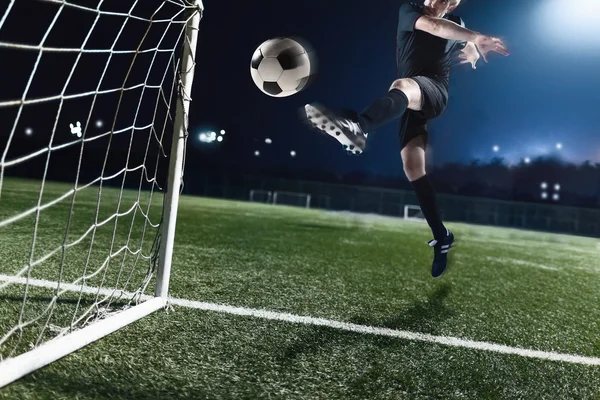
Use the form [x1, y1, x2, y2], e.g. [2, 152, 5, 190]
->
[493, 145, 500, 152]
[556, 142, 563, 150]
[220, 129, 226, 135]
[0, 0, 203, 388]
[541, 192, 548, 199]
[290, 150, 296, 157]
[538, 0, 600, 49]
[198, 131, 217, 143]
[554, 183, 561, 191]
[24, 127, 33, 136]
[265, 138, 272, 144]
[524, 157, 531, 164]
[553, 193, 560, 201]
[95, 120, 104, 128]
[540, 182, 548, 190]
[254, 150, 260, 156]
[217, 136, 223, 142]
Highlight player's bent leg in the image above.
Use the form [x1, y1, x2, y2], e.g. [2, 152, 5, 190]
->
[402, 135, 454, 278]
[303, 79, 420, 155]
[389, 78, 423, 112]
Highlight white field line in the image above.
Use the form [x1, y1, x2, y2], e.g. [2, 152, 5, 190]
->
[1, 274, 600, 367]
[484, 256, 559, 271]
[458, 253, 598, 274]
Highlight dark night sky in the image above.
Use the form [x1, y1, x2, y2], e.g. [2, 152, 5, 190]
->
[191, 0, 600, 175]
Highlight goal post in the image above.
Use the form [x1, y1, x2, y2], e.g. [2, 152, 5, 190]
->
[404, 204, 426, 222]
[155, 1, 202, 299]
[0, 0, 203, 388]
[273, 191, 311, 208]
[249, 189, 273, 204]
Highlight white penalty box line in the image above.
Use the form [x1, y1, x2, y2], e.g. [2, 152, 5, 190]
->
[1, 274, 599, 367]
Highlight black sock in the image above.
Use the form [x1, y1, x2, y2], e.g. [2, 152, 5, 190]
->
[411, 174, 447, 240]
[357, 89, 409, 133]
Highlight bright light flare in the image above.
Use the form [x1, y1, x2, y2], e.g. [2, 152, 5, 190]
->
[198, 131, 218, 143]
[24, 127, 33, 136]
[538, 0, 600, 49]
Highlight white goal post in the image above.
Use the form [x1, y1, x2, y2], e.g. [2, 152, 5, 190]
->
[249, 189, 273, 204]
[404, 204, 426, 222]
[273, 191, 311, 208]
[0, 0, 203, 388]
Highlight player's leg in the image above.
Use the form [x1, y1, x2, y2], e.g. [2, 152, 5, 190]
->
[401, 134, 446, 239]
[304, 78, 422, 154]
[401, 124, 454, 278]
[358, 78, 423, 132]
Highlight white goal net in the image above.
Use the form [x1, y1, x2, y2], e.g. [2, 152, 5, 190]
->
[0, 0, 202, 387]
[273, 191, 311, 208]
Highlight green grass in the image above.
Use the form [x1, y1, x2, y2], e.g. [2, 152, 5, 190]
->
[1, 178, 600, 399]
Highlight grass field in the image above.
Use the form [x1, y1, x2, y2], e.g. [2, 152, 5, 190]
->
[1, 178, 600, 399]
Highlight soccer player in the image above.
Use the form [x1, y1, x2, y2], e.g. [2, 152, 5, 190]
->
[304, 0, 509, 277]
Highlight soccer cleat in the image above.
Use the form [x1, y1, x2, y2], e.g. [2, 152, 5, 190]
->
[304, 103, 368, 155]
[427, 230, 455, 278]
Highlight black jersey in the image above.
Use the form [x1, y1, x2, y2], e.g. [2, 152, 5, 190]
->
[396, 2, 466, 86]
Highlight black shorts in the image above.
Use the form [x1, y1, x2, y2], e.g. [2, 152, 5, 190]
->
[398, 75, 448, 149]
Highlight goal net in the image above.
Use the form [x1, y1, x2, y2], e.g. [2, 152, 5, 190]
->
[0, 0, 202, 387]
[273, 191, 311, 208]
[404, 205, 426, 221]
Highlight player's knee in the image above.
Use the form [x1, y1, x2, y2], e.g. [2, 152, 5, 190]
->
[389, 78, 410, 93]
[402, 159, 426, 181]
[389, 78, 420, 109]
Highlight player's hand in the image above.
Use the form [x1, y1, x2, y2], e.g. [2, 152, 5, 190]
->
[458, 50, 480, 69]
[474, 34, 509, 63]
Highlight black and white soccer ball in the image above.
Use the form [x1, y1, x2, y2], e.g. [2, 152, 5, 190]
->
[250, 37, 315, 98]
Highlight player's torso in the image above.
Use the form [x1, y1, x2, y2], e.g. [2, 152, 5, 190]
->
[396, 10, 462, 79]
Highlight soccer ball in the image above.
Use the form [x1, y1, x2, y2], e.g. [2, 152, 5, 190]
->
[250, 37, 315, 98]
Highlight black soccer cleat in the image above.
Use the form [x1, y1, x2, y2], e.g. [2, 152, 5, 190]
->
[427, 230, 455, 278]
[304, 103, 368, 155]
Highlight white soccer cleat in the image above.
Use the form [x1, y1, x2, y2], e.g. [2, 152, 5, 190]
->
[304, 103, 368, 155]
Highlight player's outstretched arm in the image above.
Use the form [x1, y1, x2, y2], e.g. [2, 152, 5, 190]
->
[415, 16, 509, 62]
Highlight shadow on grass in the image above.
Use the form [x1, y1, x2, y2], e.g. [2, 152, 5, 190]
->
[11, 369, 201, 400]
[360, 283, 455, 333]
[0, 294, 135, 313]
[277, 283, 454, 364]
[287, 222, 353, 233]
